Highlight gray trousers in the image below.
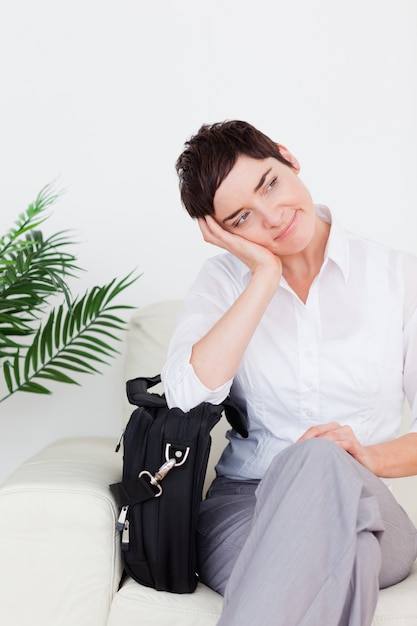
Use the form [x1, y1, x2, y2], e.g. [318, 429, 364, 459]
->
[197, 439, 417, 626]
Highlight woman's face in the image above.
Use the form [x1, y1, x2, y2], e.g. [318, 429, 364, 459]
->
[212, 150, 318, 258]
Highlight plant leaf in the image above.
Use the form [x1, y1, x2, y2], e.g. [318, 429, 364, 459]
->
[0, 184, 140, 403]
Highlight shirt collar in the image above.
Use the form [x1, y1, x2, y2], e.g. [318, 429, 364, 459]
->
[316, 205, 350, 283]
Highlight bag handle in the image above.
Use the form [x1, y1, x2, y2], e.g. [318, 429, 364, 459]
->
[126, 375, 166, 408]
[126, 374, 248, 438]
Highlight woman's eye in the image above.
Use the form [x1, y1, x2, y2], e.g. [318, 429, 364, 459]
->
[234, 212, 250, 228]
[266, 177, 278, 191]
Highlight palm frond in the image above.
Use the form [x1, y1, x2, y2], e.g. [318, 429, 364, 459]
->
[0, 271, 139, 402]
[0, 227, 81, 310]
[0, 184, 61, 258]
[0, 185, 140, 403]
[0, 185, 84, 338]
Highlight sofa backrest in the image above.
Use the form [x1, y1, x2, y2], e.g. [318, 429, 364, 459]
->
[124, 301, 417, 522]
[123, 300, 183, 410]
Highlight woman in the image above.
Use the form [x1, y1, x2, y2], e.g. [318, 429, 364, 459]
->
[161, 120, 417, 625]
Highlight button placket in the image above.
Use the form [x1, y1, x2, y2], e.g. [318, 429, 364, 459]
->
[296, 293, 320, 428]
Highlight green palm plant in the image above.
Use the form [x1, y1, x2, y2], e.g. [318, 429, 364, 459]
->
[0, 185, 138, 403]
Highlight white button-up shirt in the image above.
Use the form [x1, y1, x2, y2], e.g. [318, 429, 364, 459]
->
[162, 206, 417, 480]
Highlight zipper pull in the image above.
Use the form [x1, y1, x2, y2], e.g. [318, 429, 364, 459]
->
[116, 505, 129, 531]
[121, 519, 130, 551]
[115, 428, 125, 453]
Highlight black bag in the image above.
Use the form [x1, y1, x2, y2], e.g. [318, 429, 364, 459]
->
[110, 374, 247, 594]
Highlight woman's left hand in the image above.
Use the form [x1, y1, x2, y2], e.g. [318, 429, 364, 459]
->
[297, 422, 376, 473]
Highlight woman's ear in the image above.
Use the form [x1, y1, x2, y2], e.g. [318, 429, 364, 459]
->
[277, 144, 301, 173]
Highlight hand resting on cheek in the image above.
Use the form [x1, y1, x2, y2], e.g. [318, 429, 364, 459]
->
[198, 215, 282, 280]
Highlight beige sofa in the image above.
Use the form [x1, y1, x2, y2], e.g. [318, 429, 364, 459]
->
[0, 300, 416, 626]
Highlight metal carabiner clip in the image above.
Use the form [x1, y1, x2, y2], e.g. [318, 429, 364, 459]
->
[139, 457, 176, 497]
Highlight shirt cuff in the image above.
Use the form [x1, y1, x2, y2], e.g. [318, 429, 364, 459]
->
[162, 348, 232, 412]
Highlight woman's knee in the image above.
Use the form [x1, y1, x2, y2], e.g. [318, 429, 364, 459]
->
[269, 438, 346, 473]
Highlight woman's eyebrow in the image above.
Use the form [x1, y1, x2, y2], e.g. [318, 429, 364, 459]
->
[254, 167, 272, 192]
[222, 167, 273, 224]
[222, 208, 243, 224]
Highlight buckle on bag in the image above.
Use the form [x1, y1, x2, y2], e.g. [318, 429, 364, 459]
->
[138, 444, 191, 497]
[139, 458, 176, 497]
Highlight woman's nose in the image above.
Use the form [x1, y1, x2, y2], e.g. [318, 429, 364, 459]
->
[259, 202, 283, 228]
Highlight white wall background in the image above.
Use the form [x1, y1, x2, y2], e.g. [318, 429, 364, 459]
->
[0, 0, 416, 482]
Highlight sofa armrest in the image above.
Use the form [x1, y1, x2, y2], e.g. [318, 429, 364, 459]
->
[0, 437, 123, 626]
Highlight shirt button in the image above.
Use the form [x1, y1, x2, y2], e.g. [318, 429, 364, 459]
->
[306, 410, 313, 417]
[305, 380, 313, 388]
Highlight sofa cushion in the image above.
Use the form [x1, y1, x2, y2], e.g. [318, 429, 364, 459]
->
[107, 577, 222, 626]
[108, 561, 417, 626]
[373, 560, 417, 624]
[107, 560, 417, 626]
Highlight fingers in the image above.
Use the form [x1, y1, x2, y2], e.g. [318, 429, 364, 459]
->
[299, 422, 356, 447]
[198, 215, 228, 246]
[198, 216, 282, 278]
[298, 422, 367, 463]
[297, 422, 342, 441]
[198, 215, 247, 250]
[298, 422, 358, 452]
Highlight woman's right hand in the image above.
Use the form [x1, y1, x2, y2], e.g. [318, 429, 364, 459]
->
[190, 215, 283, 390]
[198, 215, 282, 280]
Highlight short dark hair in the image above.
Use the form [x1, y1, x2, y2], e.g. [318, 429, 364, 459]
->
[175, 120, 294, 219]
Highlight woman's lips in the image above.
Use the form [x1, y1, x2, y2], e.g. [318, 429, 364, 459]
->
[274, 211, 298, 240]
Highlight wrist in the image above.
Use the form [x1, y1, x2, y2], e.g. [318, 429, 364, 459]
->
[251, 258, 282, 287]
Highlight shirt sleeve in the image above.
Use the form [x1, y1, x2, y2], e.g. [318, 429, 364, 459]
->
[161, 254, 246, 411]
[402, 252, 417, 433]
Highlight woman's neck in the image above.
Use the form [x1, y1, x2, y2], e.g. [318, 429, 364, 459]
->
[281, 216, 331, 303]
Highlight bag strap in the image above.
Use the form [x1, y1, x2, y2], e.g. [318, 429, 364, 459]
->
[223, 397, 248, 438]
[110, 452, 182, 508]
[110, 474, 161, 507]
